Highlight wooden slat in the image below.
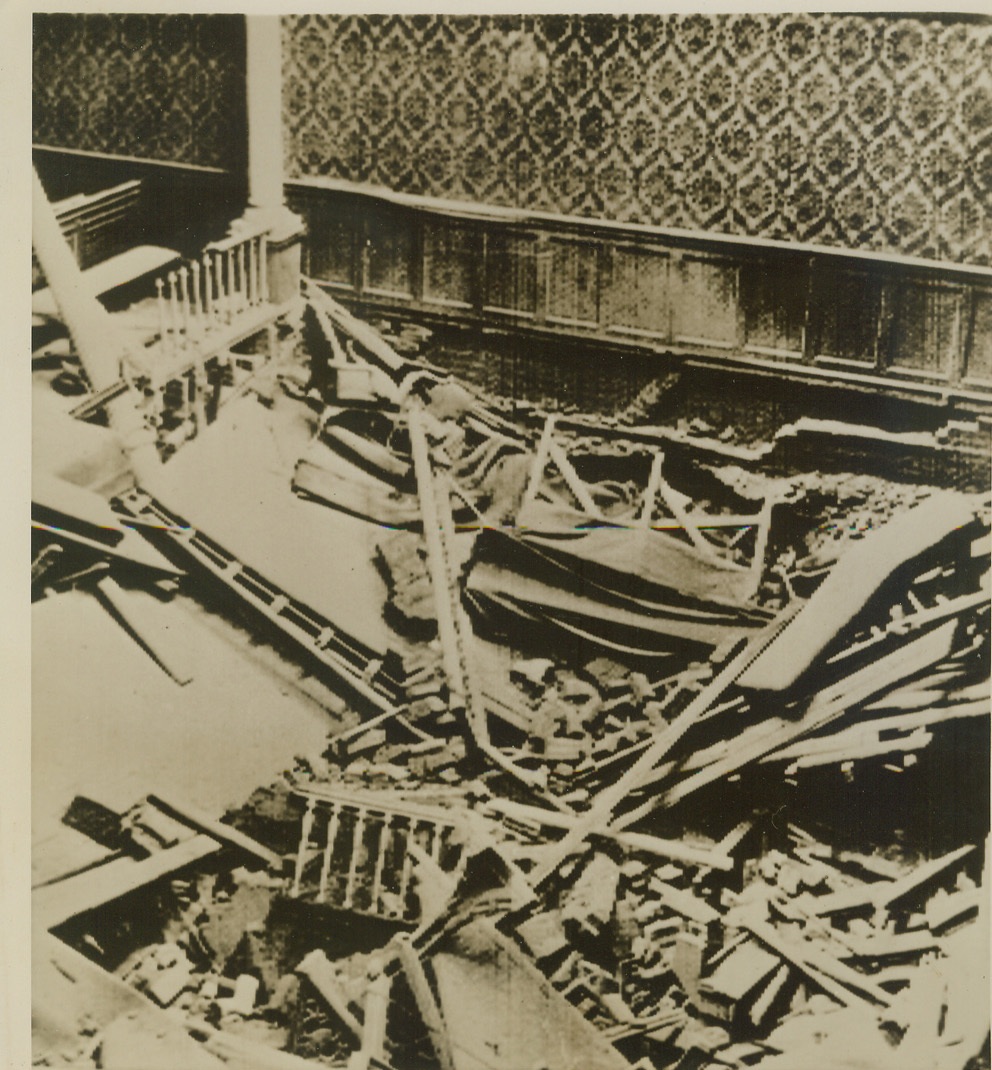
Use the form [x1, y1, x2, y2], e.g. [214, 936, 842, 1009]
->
[34, 834, 219, 930]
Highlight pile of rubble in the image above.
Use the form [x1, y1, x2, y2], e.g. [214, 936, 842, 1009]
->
[32, 284, 991, 1070]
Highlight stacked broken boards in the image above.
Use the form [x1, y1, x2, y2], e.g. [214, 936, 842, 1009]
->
[40, 285, 987, 1070]
[315, 483, 990, 1070]
[32, 470, 190, 683]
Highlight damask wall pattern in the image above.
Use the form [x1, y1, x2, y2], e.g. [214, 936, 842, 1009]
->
[33, 14, 247, 172]
[282, 13, 992, 265]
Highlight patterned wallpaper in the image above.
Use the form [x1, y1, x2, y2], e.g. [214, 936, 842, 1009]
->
[282, 13, 992, 265]
[33, 14, 247, 171]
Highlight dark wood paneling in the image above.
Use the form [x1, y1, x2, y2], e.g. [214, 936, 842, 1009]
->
[966, 290, 992, 382]
[302, 196, 358, 288]
[423, 220, 478, 308]
[607, 246, 672, 339]
[889, 281, 964, 377]
[34, 147, 248, 261]
[366, 207, 413, 298]
[741, 260, 807, 356]
[548, 239, 599, 327]
[809, 265, 881, 365]
[671, 256, 739, 350]
[288, 181, 992, 403]
[484, 231, 537, 316]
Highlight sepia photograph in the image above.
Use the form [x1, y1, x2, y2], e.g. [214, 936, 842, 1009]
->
[26, 7, 992, 1069]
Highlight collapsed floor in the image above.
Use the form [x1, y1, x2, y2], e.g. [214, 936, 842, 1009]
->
[32, 285, 992, 1070]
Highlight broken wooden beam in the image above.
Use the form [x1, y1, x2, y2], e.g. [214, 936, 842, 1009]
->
[520, 413, 557, 518]
[742, 919, 891, 1010]
[546, 438, 604, 520]
[295, 950, 364, 1040]
[392, 934, 458, 1070]
[621, 617, 958, 824]
[736, 493, 982, 694]
[144, 793, 283, 870]
[346, 964, 392, 1070]
[34, 833, 219, 930]
[32, 165, 161, 483]
[653, 452, 728, 566]
[482, 798, 735, 871]
[93, 577, 193, 685]
[809, 845, 976, 917]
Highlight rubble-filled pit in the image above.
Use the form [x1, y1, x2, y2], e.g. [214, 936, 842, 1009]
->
[33, 296, 991, 1070]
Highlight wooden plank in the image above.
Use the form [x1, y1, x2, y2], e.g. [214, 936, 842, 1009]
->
[844, 930, 940, 958]
[34, 833, 219, 930]
[394, 935, 458, 1070]
[651, 879, 721, 925]
[784, 728, 933, 771]
[406, 402, 467, 711]
[737, 493, 979, 693]
[408, 403, 550, 799]
[925, 888, 982, 931]
[428, 917, 633, 1070]
[701, 939, 780, 1002]
[32, 166, 161, 483]
[519, 414, 557, 517]
[742, 920, 888, 1010]
[530, 615, 795, 883]
[653, 454, 727, 565]
[32, 245, 180, 317]
[809, 845, 975, 917]
[760, 703, 991, 765]
[622, 618, 957, 824]
[306, 282, 409, 376]
[31, 520, 179, 575]
[547, 439, 604, 520]
[349, 969, 392, 1070]
[33, 472, 126, 547]
[482, 798, 735, 870]
[93, 578, 193, 686]
[296, 949, 364, 1039]
[145, 794, 282, 869]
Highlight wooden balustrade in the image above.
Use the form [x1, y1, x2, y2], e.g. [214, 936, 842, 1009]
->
[33, 179, 144, 289]
[290, 788, 462, 922]
[288, 179, 992, 407]
[135, 222, 276, 454]
[150, 225, 271, 362]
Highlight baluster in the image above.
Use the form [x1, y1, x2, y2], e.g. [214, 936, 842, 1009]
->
[237, 240, 247, 313]
[148, 371, 163, 438]
[168, 272, 181, 356]
[242, 232, 253, 303]
[292, 799, 317, 899]
[397, 819, 418, 919]
[429, 823, 444, 866]
[178, 266, 192, 348]
[192, 360, 207, 434]
[155, 278, 169, 360]
[190, 260, 202, 337]
[343, 806, 367, 910]
[202, 253, 213, 325]
[259, 234, 269, 303]
[213, 251, 225, 327]
[370, 816, 390, 915]
[226, 249, 236, 324]
[317, 803, 340, 904]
